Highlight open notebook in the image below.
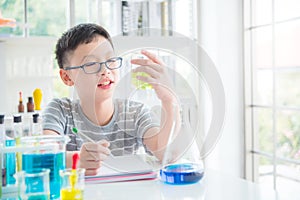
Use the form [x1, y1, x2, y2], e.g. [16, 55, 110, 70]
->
[85, 155, 158, 183]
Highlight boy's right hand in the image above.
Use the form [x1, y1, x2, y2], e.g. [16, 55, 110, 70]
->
[79, 140, 111, 176]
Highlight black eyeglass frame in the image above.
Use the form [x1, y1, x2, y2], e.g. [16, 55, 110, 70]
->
[64, 57, 123, 74]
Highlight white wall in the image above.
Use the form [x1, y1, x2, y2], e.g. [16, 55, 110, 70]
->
[0, 42, 7, 114]
[0, 37, 57, 115]
[198, 0, 244, 178]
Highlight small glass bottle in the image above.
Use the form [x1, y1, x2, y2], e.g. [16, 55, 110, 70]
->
[18, 92, 24, 113]
[27, 97, 34, 112]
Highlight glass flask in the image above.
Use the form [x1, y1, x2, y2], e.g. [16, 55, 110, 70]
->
[160, 105, 205, 185]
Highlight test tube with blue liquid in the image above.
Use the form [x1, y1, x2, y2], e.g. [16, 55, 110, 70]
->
[5, 115, 22, 185]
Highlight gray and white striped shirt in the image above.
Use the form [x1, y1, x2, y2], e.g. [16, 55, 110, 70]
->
[42, 98, 159, 156]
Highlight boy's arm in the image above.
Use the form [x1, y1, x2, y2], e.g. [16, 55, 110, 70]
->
[43, 129, 110, 176]
[42, 99, 105, 175]
[143, 100, 181, 162]
[131, 50, 181, 162]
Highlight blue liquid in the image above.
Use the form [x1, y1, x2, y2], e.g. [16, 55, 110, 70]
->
[22, 152, 66, 200]
[5, 140, 16, 185]
[160, 163, 204, 185]
[26, 193, 50, 200]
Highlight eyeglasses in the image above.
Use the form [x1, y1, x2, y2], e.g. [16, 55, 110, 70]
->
[64, 57, 122, 74]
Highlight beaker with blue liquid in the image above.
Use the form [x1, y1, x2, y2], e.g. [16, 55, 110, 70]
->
[15, 168, 50, 200]
[21, 135, 69, 200]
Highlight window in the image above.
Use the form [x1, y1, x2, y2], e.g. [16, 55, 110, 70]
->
[0, 0, 69, 105]
[0, 0, 23, 36]
[245, 0, 300, 194]
[0, 0, 66, 37]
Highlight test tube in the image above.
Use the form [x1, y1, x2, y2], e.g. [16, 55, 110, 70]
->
[31, 113, 42, 136]
[13, 115, 23, 172]
[0, 115, 4, 143]
[0, 115, 6, 186]
[5, 116, 16, 185]
[131, 53, 152, 90]
[22, 114, 31, 137]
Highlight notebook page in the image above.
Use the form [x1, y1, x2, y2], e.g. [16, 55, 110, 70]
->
[87, 155, 154, 177]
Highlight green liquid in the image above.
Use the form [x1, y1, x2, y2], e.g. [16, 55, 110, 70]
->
[131, 72, 152, 90]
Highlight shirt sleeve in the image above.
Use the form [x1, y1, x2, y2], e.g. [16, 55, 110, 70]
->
[42, 98, 68, 135]
[136, 104, 160, 139]
[133, 103, 159, 155]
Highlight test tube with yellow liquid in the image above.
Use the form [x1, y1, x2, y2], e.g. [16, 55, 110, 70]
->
[131, 53, 152, 90]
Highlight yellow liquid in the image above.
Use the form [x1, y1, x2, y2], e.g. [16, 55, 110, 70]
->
[61, 188, 83, 200]
[16, 137, 22, 171]
[131, 72, 152, 90]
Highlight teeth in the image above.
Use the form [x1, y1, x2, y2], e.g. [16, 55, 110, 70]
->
[101, 81, 110, 86]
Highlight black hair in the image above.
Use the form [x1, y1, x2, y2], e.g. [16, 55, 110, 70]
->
[55, 23, 113, 69]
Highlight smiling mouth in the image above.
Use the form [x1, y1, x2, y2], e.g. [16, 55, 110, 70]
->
[98, 80, 113, 87]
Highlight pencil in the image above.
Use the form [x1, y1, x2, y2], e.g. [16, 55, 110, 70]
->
[71, 127, 114, 158]
[72, 127, 94, 143]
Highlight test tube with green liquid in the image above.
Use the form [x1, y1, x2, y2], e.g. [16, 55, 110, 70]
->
[13, 115, 22, 172]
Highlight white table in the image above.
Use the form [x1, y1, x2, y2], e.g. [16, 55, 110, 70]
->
[84, 169, 299, 200]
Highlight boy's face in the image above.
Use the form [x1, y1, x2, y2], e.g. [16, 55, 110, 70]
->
[62, 35, 119, 103]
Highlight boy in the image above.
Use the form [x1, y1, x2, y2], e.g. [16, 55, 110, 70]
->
[43, 23, 179, 175]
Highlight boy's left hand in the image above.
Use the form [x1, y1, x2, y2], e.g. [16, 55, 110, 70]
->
[131, 50, 176, 103]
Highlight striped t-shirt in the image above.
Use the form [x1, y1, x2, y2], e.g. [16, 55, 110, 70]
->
[42, 98, 160, 156]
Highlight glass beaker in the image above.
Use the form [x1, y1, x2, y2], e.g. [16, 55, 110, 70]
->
[60, 168, 85, 200]
[15, 168, 50, 200]
[21, 135, 69, 200]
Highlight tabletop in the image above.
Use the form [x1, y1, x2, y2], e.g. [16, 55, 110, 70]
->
[1, 168, 298, 199]
[84, 169, 299, 200]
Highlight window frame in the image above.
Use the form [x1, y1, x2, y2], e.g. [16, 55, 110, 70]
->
[244, 0, 300, 191]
